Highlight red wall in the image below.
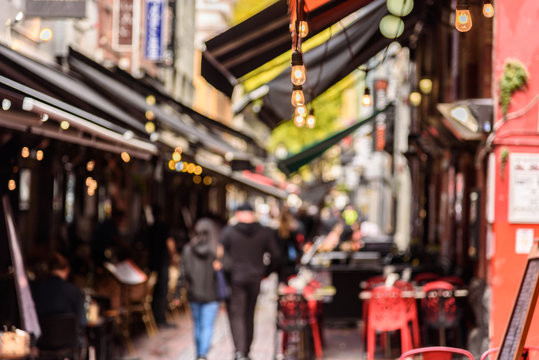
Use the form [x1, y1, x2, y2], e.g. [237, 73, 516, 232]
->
[490, 0, 539, 347]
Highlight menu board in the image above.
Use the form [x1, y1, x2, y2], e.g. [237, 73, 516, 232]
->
[2, 195, 41, 338]
[497, 243, 539, 360]
[508, 153, 539, 224]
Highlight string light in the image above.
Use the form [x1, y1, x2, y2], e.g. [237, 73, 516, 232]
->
[2, 99, 11, 110]
[203, 176, 213, 186]
[295, 105, 307, 117]
[87, 160, 95, 172]
[294, 115, 305, 127]
[60, 121, 70, 130]
[291, 85, 305, 107]
[39, 28, 53, 42]
[455, 0, 472, 32]
[172, 151, 181, 162]
[361, 87, 372, 107]
[145, 121, 155, 133]
[306, 109, 316, 128]
[482, 0, 494, 17]
[291, 51, 306, 86]
[8, 179, 16, 191]
[121, 152, 131, 163]
[36, 149, 44, 161]
[21, 147, 30, 158]
[298, 21, 309, 38]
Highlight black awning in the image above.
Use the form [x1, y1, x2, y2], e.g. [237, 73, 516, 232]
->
[257, 0, 419, 128]
[201, 0, 374, 97]
[278, 104, 392, 175]
[66, 54, 249, 160]
[0, 44, 147, 135]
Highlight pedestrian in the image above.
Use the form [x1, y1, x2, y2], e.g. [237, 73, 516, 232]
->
[219, 203, 280, 360]
[31, 252, 86, 340]
[148, 205, 177, 328]
[176, 218, 222, 360]
[276, 207, 305, 284]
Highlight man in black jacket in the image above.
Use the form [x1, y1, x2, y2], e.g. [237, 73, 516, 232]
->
[219, 203, 280, 360]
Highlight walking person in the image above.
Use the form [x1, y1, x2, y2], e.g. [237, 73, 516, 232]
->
[176, 218, 222, 360]
[219, 203, 280, 360]
[148, 205, 177, 328]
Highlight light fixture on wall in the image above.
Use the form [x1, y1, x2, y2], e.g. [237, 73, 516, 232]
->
[419, 78, 433, 94]
[482, 0, 494, 18]
[455, 0, 472, 32]
[409, 91, 422, 107]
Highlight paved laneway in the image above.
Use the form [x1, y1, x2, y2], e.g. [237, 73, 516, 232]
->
[129, 274, 366, 360]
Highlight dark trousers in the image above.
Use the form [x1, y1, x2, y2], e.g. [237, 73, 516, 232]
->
[228, 280, 261, 355]
[151, 264, 169, 325]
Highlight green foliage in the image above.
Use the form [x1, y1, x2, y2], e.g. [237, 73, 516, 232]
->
[500, 59, 528, 115]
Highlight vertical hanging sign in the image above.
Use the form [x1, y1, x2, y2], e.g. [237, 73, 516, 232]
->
[113, 0, 134, 49]
[144, 0, 164, 61]
[373, 79, 388, 152]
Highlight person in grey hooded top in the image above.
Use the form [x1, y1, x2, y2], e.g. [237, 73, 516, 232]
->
[218, 203, 280, 360]
[177, 218, 222, 360]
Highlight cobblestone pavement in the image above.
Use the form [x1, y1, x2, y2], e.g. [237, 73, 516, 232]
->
[128, 275, 366, 360]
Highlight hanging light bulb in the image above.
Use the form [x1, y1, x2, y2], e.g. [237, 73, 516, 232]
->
[291, 51, 306, 86]
[291, 85, 305, 107]
[455, 1, 472, 32]
[295, 105, 307, 117]
[306, 109, 316, 128]
[482, 0, 494, 18]
[361, 87, 372, 107]
[294, 115, 305, 127]
[299, 21, 309, 38]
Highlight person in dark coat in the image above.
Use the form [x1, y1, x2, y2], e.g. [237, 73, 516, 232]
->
[31, 253, 86, 333]
[176, 218, 221, 360]
[218, 203, 280, 360]
[148, 205, 177, 328]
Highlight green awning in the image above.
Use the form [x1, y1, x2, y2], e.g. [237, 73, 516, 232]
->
[277, 104, 393, 175]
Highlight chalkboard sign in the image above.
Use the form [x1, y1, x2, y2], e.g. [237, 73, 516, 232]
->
[2, 195, 41, 338]
[497, 242, 539, 360]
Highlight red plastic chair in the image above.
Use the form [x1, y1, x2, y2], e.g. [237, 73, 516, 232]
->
[361, 275, 387, 340]
[399, 346, 474, 360]
[420, 281, 459, 346]
[367, 286, 412, 360]
[480, 345, 539, 360]
[395, 280, 421, 348]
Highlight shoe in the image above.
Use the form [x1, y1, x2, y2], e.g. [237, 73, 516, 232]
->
[234, 351, 248, 360]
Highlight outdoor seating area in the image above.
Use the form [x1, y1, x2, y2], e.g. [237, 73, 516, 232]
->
[357, 271, 470, 358]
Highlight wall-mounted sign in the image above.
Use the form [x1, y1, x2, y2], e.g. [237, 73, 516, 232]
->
[113, 0, 134, 49]
[509, 153, 539, 224]
[144, 0, 164, 61]
[25, 0, 86, 18]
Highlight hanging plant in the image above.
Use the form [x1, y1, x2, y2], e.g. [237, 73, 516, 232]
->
[500, 147, 509, 179]
[500, 59, 529, 116]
